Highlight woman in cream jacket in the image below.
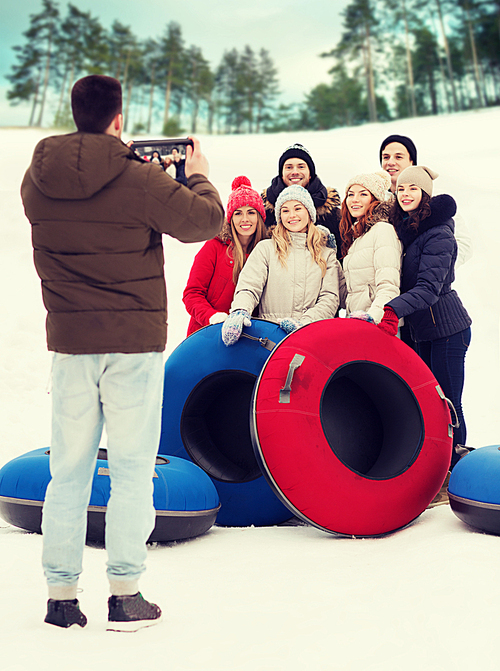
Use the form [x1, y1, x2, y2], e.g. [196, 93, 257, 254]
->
[339, 171, 402, 324]
[221, 185, 344, 346]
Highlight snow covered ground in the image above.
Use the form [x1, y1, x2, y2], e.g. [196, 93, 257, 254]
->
[1, 108, 499, 670]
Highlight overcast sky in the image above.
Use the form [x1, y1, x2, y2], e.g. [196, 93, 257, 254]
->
[0, 0, 349, 126]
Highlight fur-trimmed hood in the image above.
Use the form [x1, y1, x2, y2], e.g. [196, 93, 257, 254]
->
[360, 197, 394, 233]
[216, 219, 234, 246]
[397, 194, 457, 249]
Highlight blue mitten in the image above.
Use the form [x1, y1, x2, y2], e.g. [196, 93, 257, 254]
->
[221, 310, 252, 346]
[316, 224, 337, 251]
[279, 318, 303, 335]
[348, 310, 375, 324]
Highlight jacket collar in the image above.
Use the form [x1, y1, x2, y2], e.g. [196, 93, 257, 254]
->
[398, 194, 456, 248]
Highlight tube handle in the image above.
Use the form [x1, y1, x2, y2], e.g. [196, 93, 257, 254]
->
[240, 332, 276, 351]
[279, 354, 305, 403]
[435, 384, 460, 434]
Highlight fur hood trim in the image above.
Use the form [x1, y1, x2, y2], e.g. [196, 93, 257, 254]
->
[398, 194, 456, 248]
[216, 219, 233, 245]
[262, 184, 341, 215]
[317, 186, 341, 215]
[363, 198, 394, 231]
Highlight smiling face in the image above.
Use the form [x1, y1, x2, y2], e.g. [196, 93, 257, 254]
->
[280, 200, 310, 233]
[282, 158, 311, 188]
[232, 206, 259, 242]
[346, 185, 374, 220]
[381, 142, 413, 192]
[397, 183, 423, 212]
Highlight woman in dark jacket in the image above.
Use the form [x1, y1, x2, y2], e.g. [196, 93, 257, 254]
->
[378, 166, 471, 466]
[183, 176, 267, 336]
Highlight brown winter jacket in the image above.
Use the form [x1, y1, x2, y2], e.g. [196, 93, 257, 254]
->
[21, 132, 224, 354]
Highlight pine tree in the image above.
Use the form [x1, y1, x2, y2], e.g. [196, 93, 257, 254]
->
[6, 41, 42, 125]
[325, 0, 381, 123]
[215, 49, 245, 133]
[383, 0, 418, 116]
[157, 22, 185, 134]
[457, 0, 487, 106]
[412, 26, 441, 113]
[255, 49, 280, 133]
[7, 0, 60, 126]
[184, 45, 213, 133]
[53, 4, 105, 127]
[430, 0, 460, 110]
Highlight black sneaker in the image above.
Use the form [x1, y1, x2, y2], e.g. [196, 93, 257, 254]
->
[44, 599, 87, 628]
[107, 592, 162, 632]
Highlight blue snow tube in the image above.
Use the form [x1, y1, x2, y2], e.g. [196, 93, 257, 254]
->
[159, 320, 292, 526]
[0, 447, 220, 542]
[448, 445, 500, 535]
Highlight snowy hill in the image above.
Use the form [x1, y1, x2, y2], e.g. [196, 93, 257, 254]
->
[0, 108, 499, 670]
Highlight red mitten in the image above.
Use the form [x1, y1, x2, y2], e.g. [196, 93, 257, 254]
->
[377, 306, 399, 336]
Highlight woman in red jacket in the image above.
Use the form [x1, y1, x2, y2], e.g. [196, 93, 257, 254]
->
[183, 176, 268, 336]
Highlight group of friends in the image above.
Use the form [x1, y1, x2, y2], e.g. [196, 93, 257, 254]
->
[146, 147, 188, 185]
[183, 137, 472, 465]
[19, 74, 471, 632]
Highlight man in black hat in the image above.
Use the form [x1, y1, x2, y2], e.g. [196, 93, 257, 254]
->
[262, 143, 342, 253]
[379, 133, 472, 269]
[379, 134, 417, 194]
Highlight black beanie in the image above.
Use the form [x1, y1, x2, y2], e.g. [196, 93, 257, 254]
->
[379, 135, 417, 165]
[278, 144, 316, 180]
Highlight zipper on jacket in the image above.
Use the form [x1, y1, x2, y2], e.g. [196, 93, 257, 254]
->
[429, 306, 436, 326]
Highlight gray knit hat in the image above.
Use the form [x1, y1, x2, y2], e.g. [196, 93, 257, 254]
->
[345, 170, 392, 202]
[396, 165, 439, 196]
[275, 185, 317, 225]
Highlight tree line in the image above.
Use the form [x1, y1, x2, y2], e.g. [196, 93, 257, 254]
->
[279, 0, 500, 131]
[6, 0, 500, 133]
[6, 0, 279, 134]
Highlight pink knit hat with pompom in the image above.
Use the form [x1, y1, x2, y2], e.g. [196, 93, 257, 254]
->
[226, 176, 266, 223]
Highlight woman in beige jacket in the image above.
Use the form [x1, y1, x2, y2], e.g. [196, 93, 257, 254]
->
[339, 171, 402, 324]
[222, 185, 344, 346]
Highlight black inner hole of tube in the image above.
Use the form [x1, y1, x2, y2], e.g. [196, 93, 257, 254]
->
[180, 370, 260, 483]
[320, 361, 424, 479]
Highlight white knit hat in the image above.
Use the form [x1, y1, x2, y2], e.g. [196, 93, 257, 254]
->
[397, 165, 439, 196]
[345, 171, 392, 202]
[275, 185, 317, 225]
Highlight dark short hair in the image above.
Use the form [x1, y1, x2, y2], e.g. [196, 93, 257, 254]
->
[71, 75, 122, 133]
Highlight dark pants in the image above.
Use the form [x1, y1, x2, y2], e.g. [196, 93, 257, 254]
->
[399, 321, 417, 351]
[417, 327, 471, 468]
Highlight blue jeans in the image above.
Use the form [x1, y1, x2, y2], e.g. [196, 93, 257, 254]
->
[417, 327, 471, 467]
[42, 352, 164, 596]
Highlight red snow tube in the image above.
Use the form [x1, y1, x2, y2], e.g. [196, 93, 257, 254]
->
[250, 318, 453, 536]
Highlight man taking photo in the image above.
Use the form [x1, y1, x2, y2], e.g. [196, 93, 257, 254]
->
[21, 74, 224, 632]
